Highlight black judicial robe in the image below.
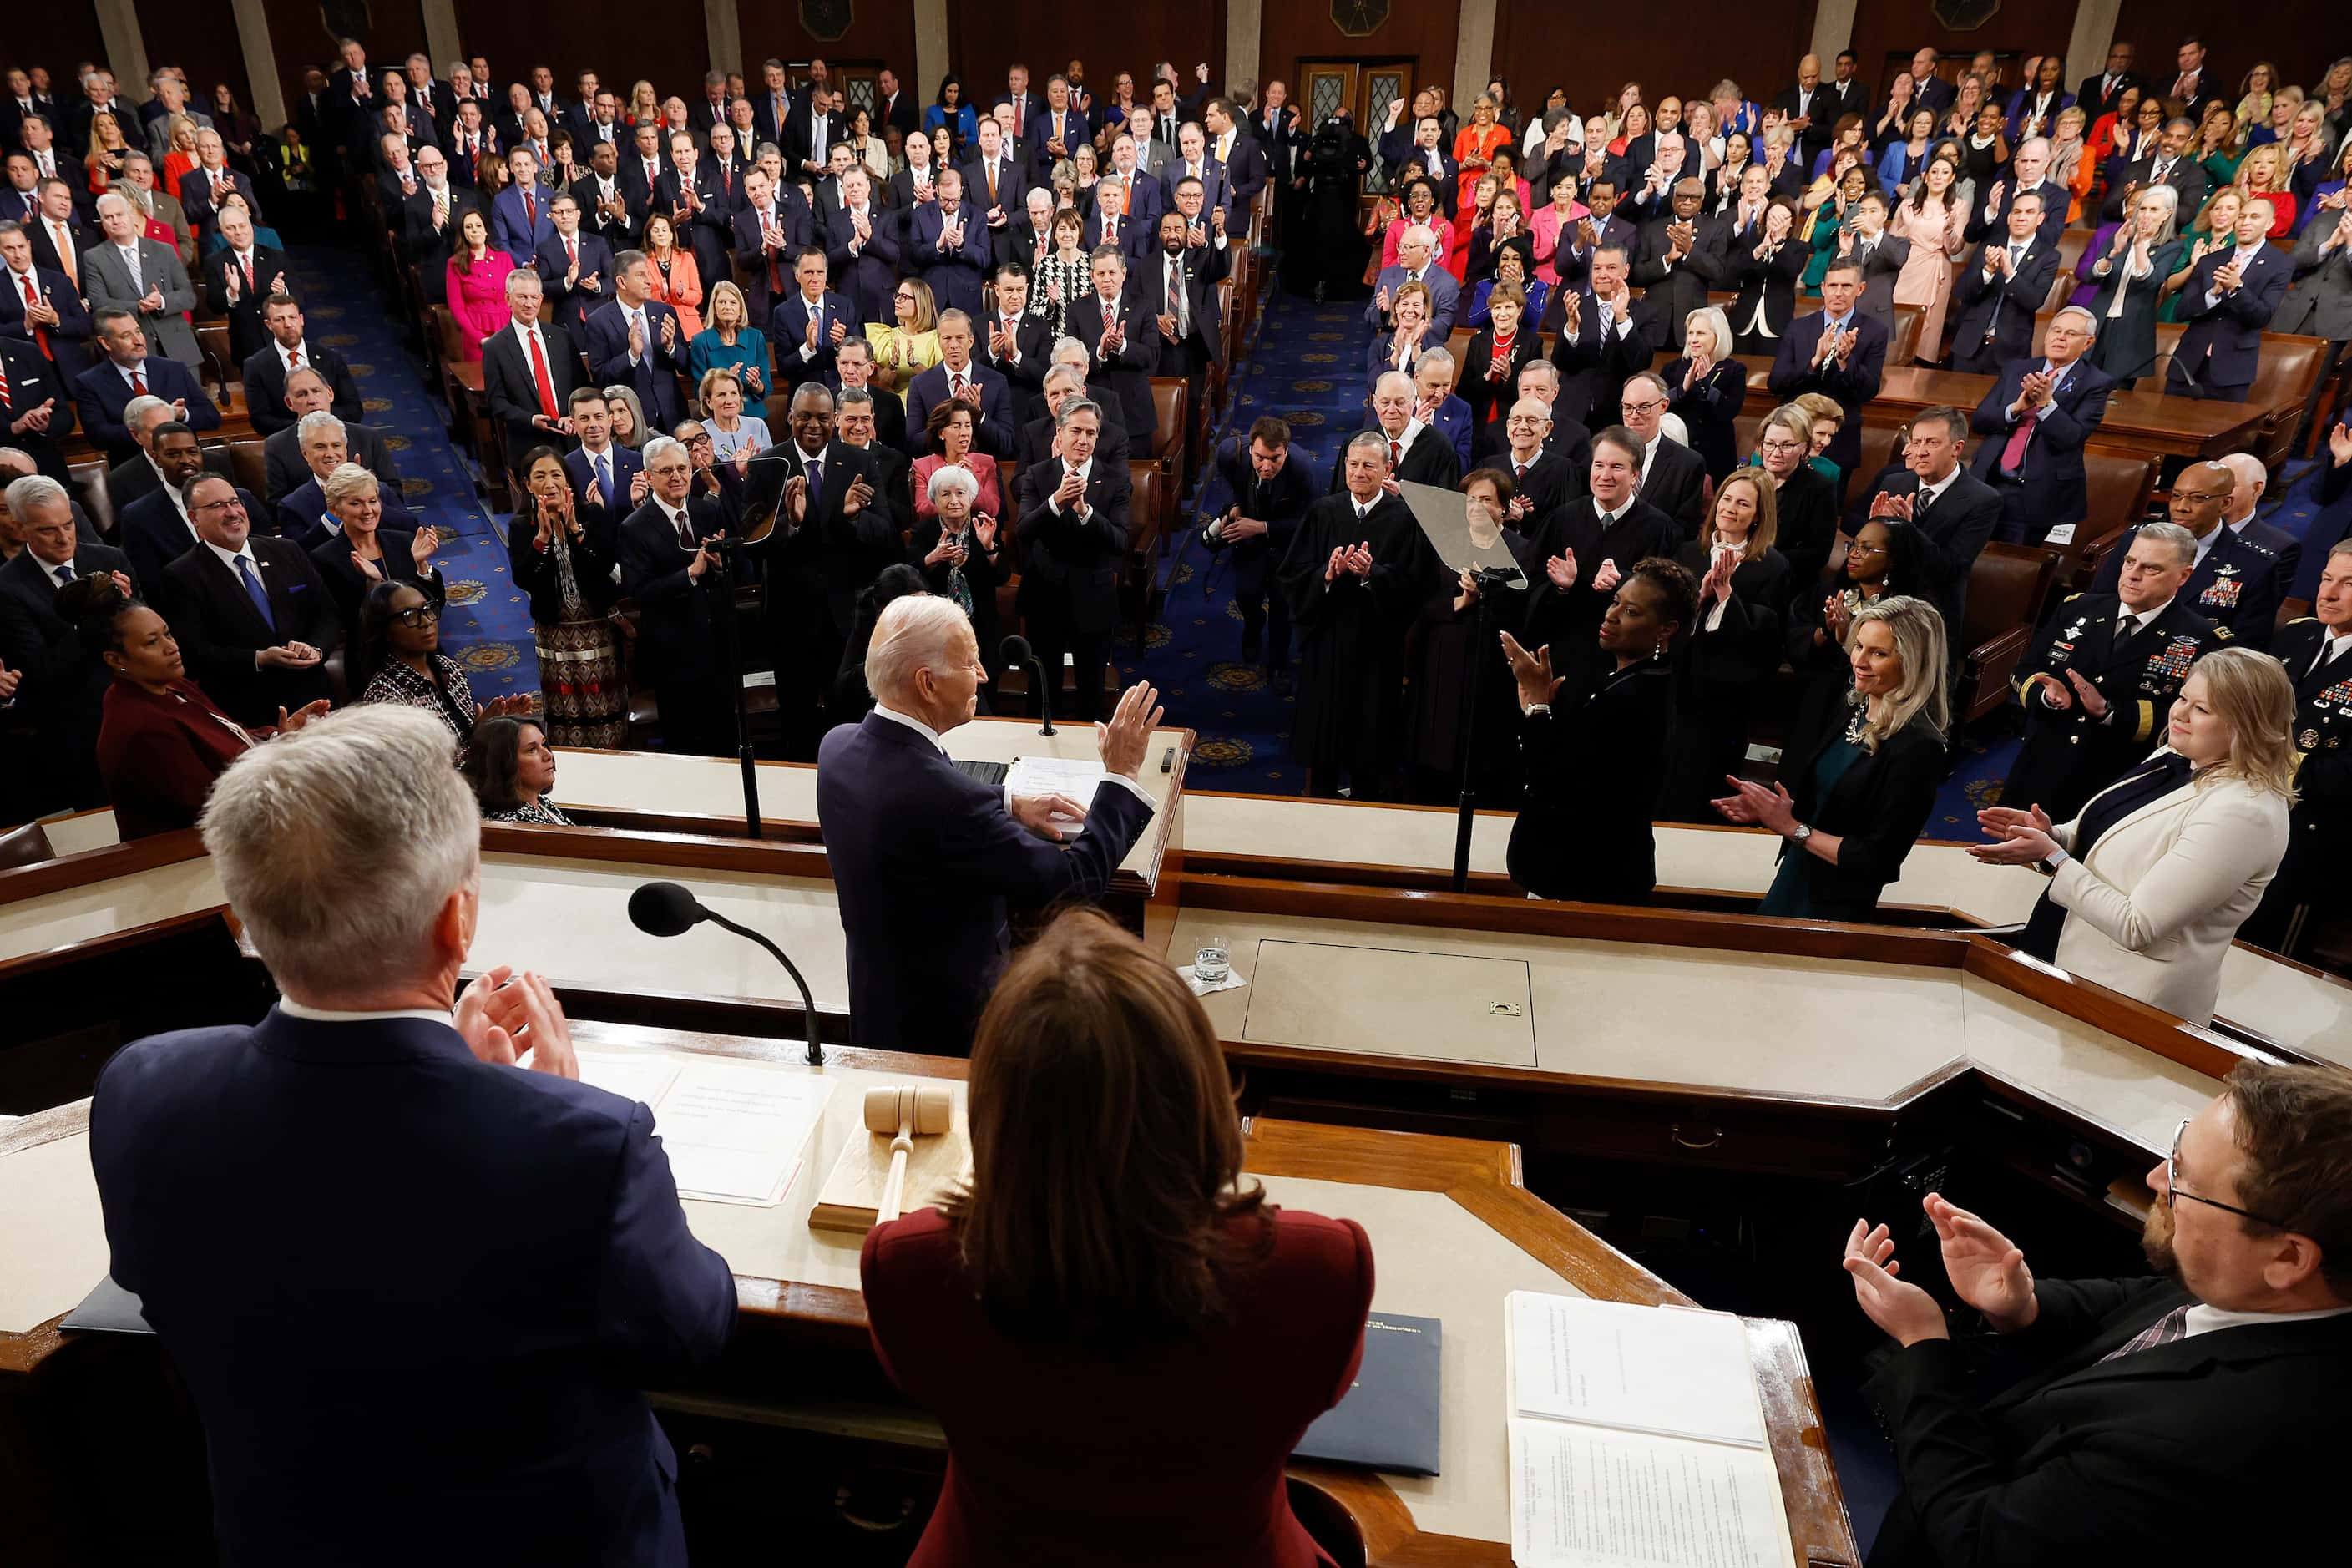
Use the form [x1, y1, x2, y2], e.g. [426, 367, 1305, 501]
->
[1280, 490, 1441, 790]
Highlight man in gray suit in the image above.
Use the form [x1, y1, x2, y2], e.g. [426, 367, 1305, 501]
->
[83, 190, 200, 367]
[2275, 208, 2352, 441]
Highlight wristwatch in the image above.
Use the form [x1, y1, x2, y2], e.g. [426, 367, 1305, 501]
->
[1524, 703, 1551, 717]
[1791, 823, 1814, 844]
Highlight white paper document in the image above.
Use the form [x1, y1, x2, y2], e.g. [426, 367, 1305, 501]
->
[1510, 1294, 1768, 1447]
[1506, 1292, 1793, 1568]
[1005, 756, 1114, 823]
[574, 1051, 833, 1207]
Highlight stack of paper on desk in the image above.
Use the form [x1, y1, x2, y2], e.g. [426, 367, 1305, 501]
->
[1506, 1292, 1795, 1568]
[1004, 756, 1115, 825]
[576, 1050, 834, 1207]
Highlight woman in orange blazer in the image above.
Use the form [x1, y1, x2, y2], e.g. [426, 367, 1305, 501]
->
[862, 907, 1375, 1568]
[639, 212, 706, 341]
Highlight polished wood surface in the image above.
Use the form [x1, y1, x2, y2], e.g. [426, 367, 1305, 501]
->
[0, 1024, 1856, 1567]
[1743, 365, 2265, 459]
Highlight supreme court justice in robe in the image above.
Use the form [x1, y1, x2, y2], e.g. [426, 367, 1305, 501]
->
[615, 436, 733, 757]
[2002, 524, 2228, 824]
[1765, 258, 1885, 478]
[1969, 307, 2116, 545]
[1404, 469, 1549, 802]
[2242, 544, 2352, 957]
[1664, 473, 1794, 821]
[1014, 397, 1129, 723]
[817, 598, 1159, 1054]
[157, 473, 341, 728]
[1338, 372, 1462, 495]
[1615, 372, 1707, 539]
[2090, 463, 2288, 648]
[1521, 426, 1682, 692]
[862, 907, 1373, 1565]
[1717, 594, 1949, 922]
[90, 705, 736, 1567]
[1503, 558, 1695, 903]
[1843, 1065, 2352, 1568]
[1204, 417, 1317, 672]
[1283, 430, 1445, 799]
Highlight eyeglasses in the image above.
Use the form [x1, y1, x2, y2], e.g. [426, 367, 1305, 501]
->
[2172, 489, 2228, 506]
[190, 498, 245, 513]
[1621, 397, 1667, 417]
[2166, 1119, 2287, 1227]
[1758, 438, 1804, 454]
[392, 604, 441, 627]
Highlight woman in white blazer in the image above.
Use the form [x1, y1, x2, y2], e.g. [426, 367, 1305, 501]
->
[1973, 647, 2297, 1025]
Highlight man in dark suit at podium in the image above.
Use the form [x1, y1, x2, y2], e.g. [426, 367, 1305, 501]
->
[89, 704, 736, 1568]
[1844, 1063, 2352, 1567]
[817, 594, 1160, 1053]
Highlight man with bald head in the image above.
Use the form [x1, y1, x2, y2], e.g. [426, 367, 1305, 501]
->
[1966, 135, 2071, 249]
[2091, 460, 2288, 645]
[817, 594, 1161, 1052]
[2169, 198, 2290, 403]
[1967, 305, 2115, 544]
[1631, 175, 1725, 350]
[1772, 55, 1829, 168]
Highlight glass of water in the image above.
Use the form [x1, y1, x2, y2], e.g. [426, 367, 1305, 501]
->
[1193, 937, 1231, 986]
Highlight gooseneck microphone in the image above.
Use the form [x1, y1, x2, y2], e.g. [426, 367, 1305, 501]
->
[999, 633, 1055, 735]
[628, 882, 823, 1065]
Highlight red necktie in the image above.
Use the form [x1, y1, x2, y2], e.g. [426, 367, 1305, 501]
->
[524, 192, 536, 229]
[241, 255, 255, 291]
[1101, 300, 1114, 333]
[0, 356, 11, 407]
[1388, 438, 1401, 467]
[951, 370, 968, 401]
[2000, 415, 2035, 474]
[19, 273, 46, 357]
[288, 346, 301, 368]
[130, 367, 148, 395]
[567, 237, 578, 268]
[527, 330, 557, 418]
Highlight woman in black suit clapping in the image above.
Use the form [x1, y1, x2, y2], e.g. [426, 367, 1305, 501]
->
[306, 463, 445, 637]
[506, 446, 627, 746]
[1457, 283, 1540, 432]
[1727, 196, 1806, 355]
[1665, 472, 1793, 820]
[1503, 556, 1697, 904]
[1748, 402, 1839, 589]
[1717, 593, 1950, 922]
[1662, 305, 1747, 482]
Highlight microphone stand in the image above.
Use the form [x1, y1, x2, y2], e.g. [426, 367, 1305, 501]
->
[1451, 565, 1520, 893]
[706, 536, 764, 839]
[702, 906, 824, 1065]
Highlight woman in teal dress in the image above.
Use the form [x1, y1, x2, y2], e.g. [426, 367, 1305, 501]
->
[1713, 594, 1950, 922]
[2158, 186, 2243, 324]
[1800, 159, 1873, 292]
[687, 281, 770, 402]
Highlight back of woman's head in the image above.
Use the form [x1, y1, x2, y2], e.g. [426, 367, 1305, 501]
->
[58, 574, 135, 650]
[840, 565, 931, 680]
[948, 907, 1265, 1346]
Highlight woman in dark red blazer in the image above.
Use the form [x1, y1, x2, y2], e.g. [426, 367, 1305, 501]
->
[862, 908, 1375, 1568]
[72, 583, 326, 838]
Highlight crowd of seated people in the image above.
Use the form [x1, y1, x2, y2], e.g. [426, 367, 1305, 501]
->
[3, 35, 2349, 972]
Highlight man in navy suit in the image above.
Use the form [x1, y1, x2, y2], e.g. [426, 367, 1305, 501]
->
[1542, 245, 1658, 432]
[1961, 138, 2071, 250]
[1859, 405, 2007, 636]
[584, 250, 689, 434]
[731, 168, 813, 332]
[2091, 462, 2288, 646]
[119, 423, 268, 585]
[175, 132, 260, 238]
[1069, 249, 1163, 444]
[909, 169, 992, 317]
[976, 264, 1054, 399]
[90, 704, 736, 1567]
[1767, 259, 1888, 478]
[1969, 310, 2117, 544]
[0, 475, 130, 802]
[1949, 194, 2064, 374]
[532, 193, 615, 337]
[770, 248, 861, 394]
[906, 311, 1017, 457]
[1, 216, 96, 387]
[0, 333, 73, 478]
[491, 145, 556, 266]
[1026, 77, 1089, 187]
[2168, 199, 2292, 403]
[73, 309, 221, 462]
[562, 387, 644, 513]
[822, 168, 899, 327]
[154, 473, 341, 725]
[1365, 224, 1461, 339]
[1083, 138, 1166, 262]
[816, 594, 1160, 1052]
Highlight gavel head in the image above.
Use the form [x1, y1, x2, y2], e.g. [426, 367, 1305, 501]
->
[861, 1083, 954, 1136]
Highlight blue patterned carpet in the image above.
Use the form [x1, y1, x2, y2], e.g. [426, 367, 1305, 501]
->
[287, 246, 542, 710]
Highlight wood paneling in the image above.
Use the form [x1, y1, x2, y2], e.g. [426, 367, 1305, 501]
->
[140, 15, 258, 112]
[737, 3, 917, 82]
[443, 3, 701, 110]
[1847, 0, 2068, 102]
[2109, 0, 2349, 101]
[256, 0, 428, 105]
[3, 3, 114, 88]
[946, 5, 1228, 114]
[1493, 0, 1817, 124]
[1259, 1, 1460, 107]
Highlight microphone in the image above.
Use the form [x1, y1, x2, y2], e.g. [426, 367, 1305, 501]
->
[628, 881, 824, 1065]
[999, 633, 1055, 734]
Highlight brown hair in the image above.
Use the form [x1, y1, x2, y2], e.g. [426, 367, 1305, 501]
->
[944, 908, 1267, 1345]
[2227, 1062, 2352, 1295]
[1247, 415, 1292, 448]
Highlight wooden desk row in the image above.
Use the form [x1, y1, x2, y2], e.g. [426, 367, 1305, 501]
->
[0, 1028, 1857, 1567]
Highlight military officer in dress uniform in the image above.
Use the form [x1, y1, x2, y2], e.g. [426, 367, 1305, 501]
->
[2086, 460, 2287, 647]
[2240, 540, 2352, 958]
[2000, 521, 2229, 822]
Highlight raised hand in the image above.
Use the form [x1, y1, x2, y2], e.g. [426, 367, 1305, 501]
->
[1843, 1219, 1948, 1346]
[1545, 552, 1578, 590]
[1095, 679, 1164, 778]
[1922, 1192, 2039, 1331]
[275, 699, 331, 732]
[1499, 630, 1565, 708]
[1591, 556, 1622, 594]
[2329, 422, 2352, 468]
[411, 526, 441, 569]
[2064, 666, 2108, 718]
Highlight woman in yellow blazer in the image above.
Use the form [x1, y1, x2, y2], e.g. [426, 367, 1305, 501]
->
[1975, 647, 2296, 1025]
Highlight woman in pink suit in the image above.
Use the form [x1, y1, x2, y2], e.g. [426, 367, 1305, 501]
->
[443, 209, 514, 363]
[862, 907, 1374, 1568]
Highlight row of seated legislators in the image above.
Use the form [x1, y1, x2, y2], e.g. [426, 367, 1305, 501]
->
[3, 31, 2352, 1568]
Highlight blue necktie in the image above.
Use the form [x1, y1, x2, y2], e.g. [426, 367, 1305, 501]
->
[236, 555, 275, 631]
[53, 562, 74, 585]
[594, 452, 610, 506]
[805, 458, 824, 510]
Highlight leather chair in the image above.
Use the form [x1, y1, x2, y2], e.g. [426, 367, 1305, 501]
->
[0, 822, 56, 870]
[1125, 458, 1162, 649]
[220, 438, 270, 503]
[1889, 305, 1925, 369]
[192, 320, 235, 400]
[2247, 334, 2329, 476]
[2062, 450, 2163, 589]
[1445, 326, 1474, 391]
[67, 459, 115, 539]
[1951, 542, 2059, 725]
[1145, 376, 1186, 543]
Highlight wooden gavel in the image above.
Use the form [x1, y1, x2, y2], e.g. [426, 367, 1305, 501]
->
[862, 1084, 953, 1225]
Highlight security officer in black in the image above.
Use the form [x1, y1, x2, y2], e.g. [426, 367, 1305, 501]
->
[2241, 543, 2352, 956]
[2001, 520, 2229, 822]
